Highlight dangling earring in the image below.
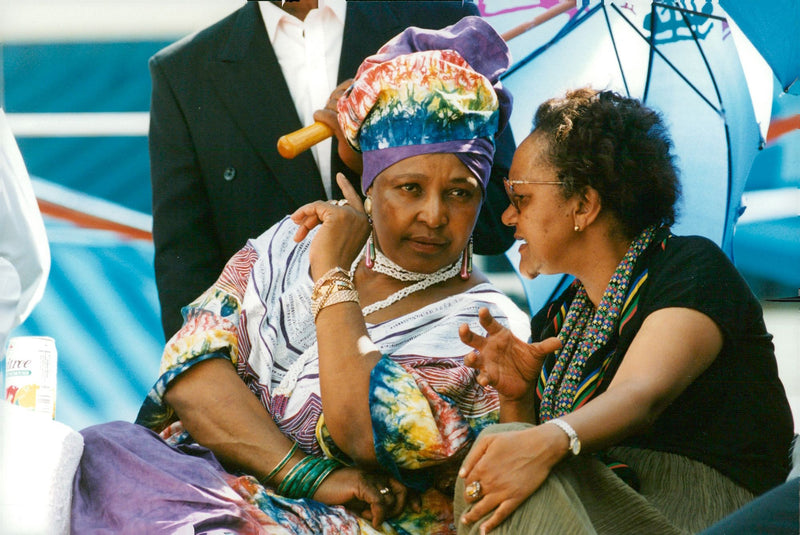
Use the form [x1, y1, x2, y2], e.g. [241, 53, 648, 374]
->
[365, 232, 376, 269]
[363, 196, 375, 269]
[363, 196, 372, 218]
[460, 236, 473, 280]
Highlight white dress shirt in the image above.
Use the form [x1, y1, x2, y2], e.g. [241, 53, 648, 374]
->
[259, 0, 346, 199]
[0, 109, 50, 354]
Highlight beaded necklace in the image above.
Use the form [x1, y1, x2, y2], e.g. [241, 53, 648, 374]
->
[349, 237, 461, 317]
[538, 225, 656, 422]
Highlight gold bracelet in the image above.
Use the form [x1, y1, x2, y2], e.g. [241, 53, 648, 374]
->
[314, 288, 360, 320]
[311, 267, 351, 296]
[311, 279, 355, 318]
[311, 267, 356, 318]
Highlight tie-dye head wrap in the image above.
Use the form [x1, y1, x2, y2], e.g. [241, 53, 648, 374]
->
[337, 16, 512, 194]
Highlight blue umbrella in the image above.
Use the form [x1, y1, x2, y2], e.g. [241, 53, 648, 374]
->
[719, 0, 800, 94]
[482, 1, 763, 313]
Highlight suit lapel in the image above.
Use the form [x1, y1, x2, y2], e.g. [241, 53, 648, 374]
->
[207, 3, 327, 205]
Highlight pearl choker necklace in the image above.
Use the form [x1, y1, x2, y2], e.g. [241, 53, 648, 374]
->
[349, 243, 461, 317]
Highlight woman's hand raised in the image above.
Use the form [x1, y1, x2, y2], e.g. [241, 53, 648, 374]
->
[290, 173, 370, 281]
[459, 307, 561, 403]
[311, 467, 419, 529]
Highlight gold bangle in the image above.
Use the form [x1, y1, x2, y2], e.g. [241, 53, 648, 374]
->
[312, 267, 351, 295]
[311, 267, 356, 318]
[311, 279, 354, 317]
[314, 288, 360, 320]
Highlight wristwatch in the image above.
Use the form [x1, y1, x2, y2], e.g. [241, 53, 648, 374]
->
[546, 418, 581, 455]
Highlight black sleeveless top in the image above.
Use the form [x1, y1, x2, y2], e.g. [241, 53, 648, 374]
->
[531, 229, 794, 495]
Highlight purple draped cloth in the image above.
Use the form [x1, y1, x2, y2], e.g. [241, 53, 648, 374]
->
[71, 421, 265, 534]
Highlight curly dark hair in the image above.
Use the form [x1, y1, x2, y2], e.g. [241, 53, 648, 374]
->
[532, 88, 681, 239]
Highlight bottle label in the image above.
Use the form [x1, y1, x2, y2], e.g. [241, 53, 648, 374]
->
[4, 336, 57, 419]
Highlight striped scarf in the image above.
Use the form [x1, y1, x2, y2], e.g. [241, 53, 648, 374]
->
[538, 225, 657, 422]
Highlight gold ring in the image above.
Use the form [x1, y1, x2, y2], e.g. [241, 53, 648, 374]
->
[466, 480, 482, 500]
[379, 487, 391, 495]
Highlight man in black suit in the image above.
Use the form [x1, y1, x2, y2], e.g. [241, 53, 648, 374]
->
[149, 1, 515, 339]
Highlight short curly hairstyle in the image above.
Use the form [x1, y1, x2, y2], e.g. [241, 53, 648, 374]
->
[532, 88, 681, 239]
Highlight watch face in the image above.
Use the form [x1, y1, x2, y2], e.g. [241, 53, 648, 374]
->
[570, 438, 581, 455]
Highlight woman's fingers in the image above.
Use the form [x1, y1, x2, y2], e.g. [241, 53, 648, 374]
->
[478, 307, 505, 335]
[458, 435, 488, 480]
[336, 173, 364, 212]
[386, 478, 408, 518]
[459, 323, 485, 351]
[535, 336, 562, 356]
[290, 202, 329, 242]
[473, 499, 521, 535]
[354, 473, 410, 529]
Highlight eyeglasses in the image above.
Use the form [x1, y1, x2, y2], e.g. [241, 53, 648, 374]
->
[503, 178, 565, 212]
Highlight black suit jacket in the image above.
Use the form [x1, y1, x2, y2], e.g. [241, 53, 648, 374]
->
[149, 1, 515, 338]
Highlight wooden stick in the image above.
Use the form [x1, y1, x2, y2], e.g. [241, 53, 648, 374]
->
[276, 0, 576, 159]
[500, 0, 575, 41]
[277, 122, 334, 159]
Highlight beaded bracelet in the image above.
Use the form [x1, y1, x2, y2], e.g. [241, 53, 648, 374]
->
[259, 442, 298, 486]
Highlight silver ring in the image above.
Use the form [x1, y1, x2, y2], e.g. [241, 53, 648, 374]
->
[379, 487, 391, 496]
[466, 480, 482, 500]
[328, 199, 348, 206]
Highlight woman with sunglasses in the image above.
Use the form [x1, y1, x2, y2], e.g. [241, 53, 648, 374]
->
[455, 88, 794, 534]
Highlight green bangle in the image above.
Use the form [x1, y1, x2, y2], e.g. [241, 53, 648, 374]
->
[296, 458, 330, 498]
[307, 459, 342, 498]
[275, 456, 342, 499]
[261, 442, 299, 485]
[278, 456, 314, 498]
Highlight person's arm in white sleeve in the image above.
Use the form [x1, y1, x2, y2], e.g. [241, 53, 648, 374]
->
[0, 108, 50, 351]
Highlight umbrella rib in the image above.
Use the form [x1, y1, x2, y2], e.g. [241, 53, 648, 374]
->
[652, 2, 726, 22]
[643, 3, 656, 103]
[677, 8, 725, 114]
[602, 3, 630, 97]
[673, 7, 734, 253]
[611, 3, 723, 115]
[502, 1, 598, 79]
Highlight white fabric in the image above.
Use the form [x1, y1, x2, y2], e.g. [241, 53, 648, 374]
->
[233, 218, 531, 453]
[0, 108, 50, 355]
[258, 0, 345, 199]
[0, 400, 84, 535]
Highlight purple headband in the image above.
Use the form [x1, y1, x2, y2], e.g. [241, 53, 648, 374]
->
[361, 139, 495, 194]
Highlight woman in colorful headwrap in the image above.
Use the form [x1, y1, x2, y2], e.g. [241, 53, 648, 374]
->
[70, 17, 529, 535]
[454, 88, 795, 534]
